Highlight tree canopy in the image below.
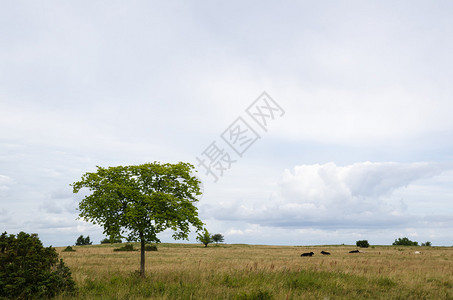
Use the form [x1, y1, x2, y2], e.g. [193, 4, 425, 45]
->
[76, 235, 92, 246]
[197, 229, 213, 247]
[72, 162, 204, 277]
[392, 237, 418, 246]
[212, 233, 224, 244]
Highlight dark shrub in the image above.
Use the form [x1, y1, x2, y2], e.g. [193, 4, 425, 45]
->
[356, 240, 370, 248]
[145, 245, 157, 251]
[63, 246, 76, 252]
[0, 231, 75, 299]
[114, 244, 136, 251]
[100, 237, 122, 244]
[392, 237, 418, 246]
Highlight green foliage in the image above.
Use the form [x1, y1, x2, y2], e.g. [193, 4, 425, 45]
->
[421, 241, 432, 247]
[76, 235, 92, 246]
[356, 240, 370, 248]
[63, 246, 76, 252]
[72, 162, 204, 276]
[100, 237, 122, 244]
[393, 237, 419, 246]
[114, 244, 137, 252]
[0, 231, 75, 299]
[197, 229, 213, 247]
[212, 233, 225, 244]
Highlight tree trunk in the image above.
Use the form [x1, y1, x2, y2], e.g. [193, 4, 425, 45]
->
[140, 233, 145, 278]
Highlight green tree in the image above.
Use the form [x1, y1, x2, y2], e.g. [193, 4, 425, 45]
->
[0, 232, 75, 298]
[72, 162, 204, 277]
[212, 233, 224, 244]
[75, 235, 92, 246]
[392, 237, 418, 246]
[356, 240, 370, 248]
[421, 241, 432, 247]
[197, 229, 213, 247]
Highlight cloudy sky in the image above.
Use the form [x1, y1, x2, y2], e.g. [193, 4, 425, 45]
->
[1, 1, 453, 247]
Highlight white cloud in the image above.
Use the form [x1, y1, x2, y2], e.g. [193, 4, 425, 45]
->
[204, 162, 453, 230]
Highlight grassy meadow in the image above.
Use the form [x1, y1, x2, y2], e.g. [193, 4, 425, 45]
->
[55, 243, 453, 299]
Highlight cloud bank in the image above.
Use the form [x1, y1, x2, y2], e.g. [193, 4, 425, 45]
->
[203, 162, 452, 230]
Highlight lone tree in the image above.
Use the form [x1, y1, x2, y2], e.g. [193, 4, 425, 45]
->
[356, 240, 370, 248]
[197, 229, 213, 247]
[212, 233, 224, 244]
[72, 162, 204, 277]
[392, 237, 418, 246]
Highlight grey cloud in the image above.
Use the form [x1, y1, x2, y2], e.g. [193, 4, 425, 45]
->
[344, 162, 447, 197]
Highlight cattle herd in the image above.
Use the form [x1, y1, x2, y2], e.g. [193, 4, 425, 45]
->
[300, 250, 362, 256]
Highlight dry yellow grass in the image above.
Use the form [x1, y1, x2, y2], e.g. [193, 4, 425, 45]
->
[56, 243, 453, 299]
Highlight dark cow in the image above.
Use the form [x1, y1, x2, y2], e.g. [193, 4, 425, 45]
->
[349, 250, 360, 253]
[301, 252, 314, 257]
[320, 251, 330, 255]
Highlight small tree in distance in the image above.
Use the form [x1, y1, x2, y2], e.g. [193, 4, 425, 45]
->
[212, 233, 224, 245]
[421, 241, 432, 247]
[392, 237, 418, 246]
[197, 229, 213, 247]
[75, 235, 92, 246]
[356, 240, 370, 248]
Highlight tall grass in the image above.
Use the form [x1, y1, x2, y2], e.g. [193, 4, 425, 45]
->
[56, 243, 453, 299]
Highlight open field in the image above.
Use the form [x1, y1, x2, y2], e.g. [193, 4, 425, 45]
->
[55, 243, 453, 299]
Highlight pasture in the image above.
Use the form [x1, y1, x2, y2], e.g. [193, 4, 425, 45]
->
[56, 243, 453, 299]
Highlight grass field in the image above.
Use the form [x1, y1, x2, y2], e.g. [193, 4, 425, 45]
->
[55, 243, 453, 299]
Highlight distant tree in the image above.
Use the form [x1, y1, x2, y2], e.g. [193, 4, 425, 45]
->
[75, 235, 92, 246]
[421, 241, 432, 247]
[212, 233, 224, 244]
[392, 237, 418, 246]
[197, 229, 213, 247]
[0, 232, 75, 299]
[72, 162, 204, 277]
[356, 240, 370, 248]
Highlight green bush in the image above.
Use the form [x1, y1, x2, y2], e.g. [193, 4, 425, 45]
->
[100, 237, 122, 244]
[0, 231, 75, 299]
[356, 240, 370, 248]
[145, 245, 158, 251]
[63, 246, 76, 252]
[421, 241, 432, 247]
[392, 237, 418, 246]
[113, 244, 136, 251]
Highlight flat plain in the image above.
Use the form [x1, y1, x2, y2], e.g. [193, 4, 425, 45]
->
[56, 243, 453, 299]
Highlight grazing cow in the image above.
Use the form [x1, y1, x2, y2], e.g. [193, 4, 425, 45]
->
[349, 250, 360, 253]
[301, 252, 314, 257]
[320, 251, 330, 255]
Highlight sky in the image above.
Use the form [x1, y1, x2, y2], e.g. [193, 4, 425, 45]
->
[1, 1, 453, 247]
